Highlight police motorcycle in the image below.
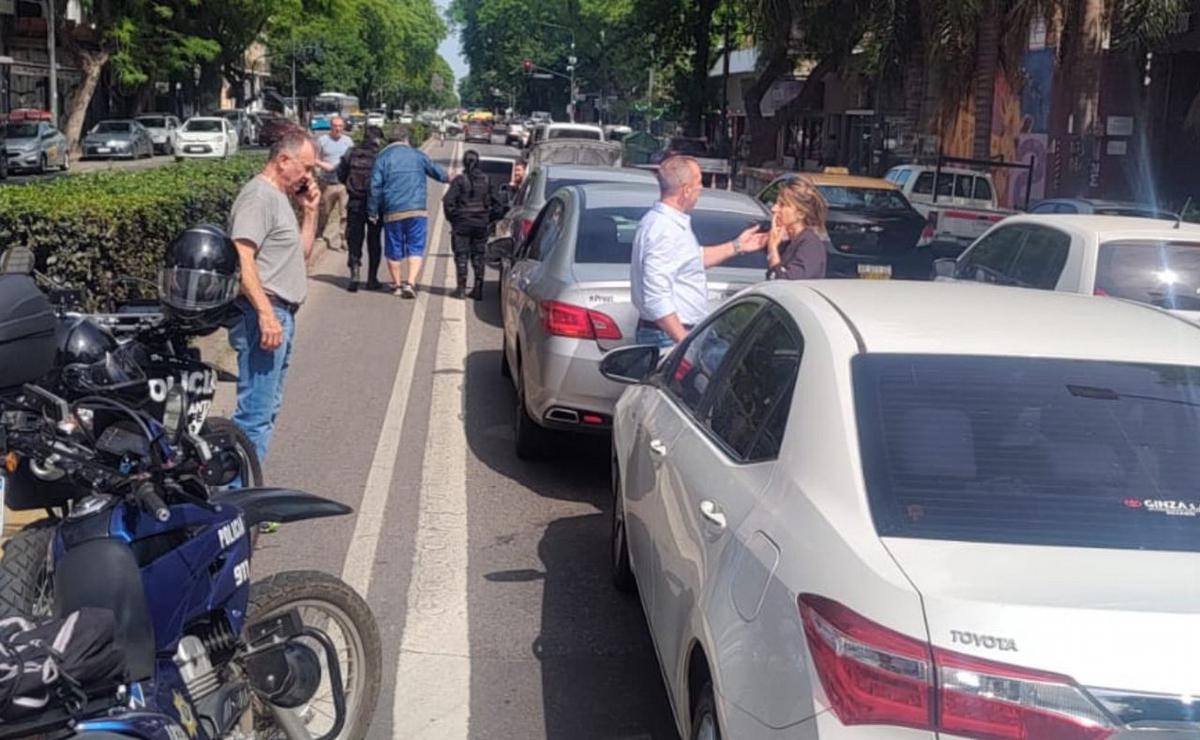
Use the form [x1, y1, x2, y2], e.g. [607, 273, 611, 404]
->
[0, 227, 262, 618]
[0, 272, 382, 739]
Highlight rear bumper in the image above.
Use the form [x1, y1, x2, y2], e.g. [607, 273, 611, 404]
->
[827, 250, 934, 281]
[524, 336, 626, 431]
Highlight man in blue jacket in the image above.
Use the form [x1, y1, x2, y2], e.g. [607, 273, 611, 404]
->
[367, 125, 450, 298]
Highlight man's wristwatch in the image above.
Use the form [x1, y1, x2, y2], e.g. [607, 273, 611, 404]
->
[732, 237, 743, 255]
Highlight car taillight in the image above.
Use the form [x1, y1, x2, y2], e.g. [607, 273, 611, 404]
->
[540, 301, 622, 340]
[917, 214, 937, 247]
[799, 594, 1116, 740]
[519, 218, 535, 242]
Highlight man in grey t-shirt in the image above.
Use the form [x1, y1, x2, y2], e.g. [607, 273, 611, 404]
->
[227, 129, 319, 463]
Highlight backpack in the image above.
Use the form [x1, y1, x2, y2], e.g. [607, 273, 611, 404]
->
[344, 145, 377, 201]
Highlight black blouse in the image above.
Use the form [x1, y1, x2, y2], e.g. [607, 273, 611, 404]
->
[767, 228, 828, 280]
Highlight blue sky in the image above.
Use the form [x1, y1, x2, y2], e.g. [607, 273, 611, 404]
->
[436, 0, 470, 85]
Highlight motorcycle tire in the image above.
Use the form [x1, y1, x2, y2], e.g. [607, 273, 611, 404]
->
[247, 570, 382, 740]
[202, 417, 263, 488]
[0, 519, 56, 619]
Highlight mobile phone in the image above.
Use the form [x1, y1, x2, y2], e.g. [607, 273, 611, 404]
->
[296, 181, 310, 196]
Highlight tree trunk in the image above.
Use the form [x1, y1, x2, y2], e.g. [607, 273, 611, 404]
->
[64, 50, 108, 155]
[684, 0, 720, 137]
[972, 0, 1001, 160]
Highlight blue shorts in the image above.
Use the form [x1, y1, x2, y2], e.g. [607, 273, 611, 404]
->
[383, 217, 428, 261]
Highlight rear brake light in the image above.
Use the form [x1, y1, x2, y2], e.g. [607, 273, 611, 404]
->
[917, 214, 937, 247]
[519, 218, 535, 242]
[540, 301, 622, 340]
[798, 595, 1116, 740]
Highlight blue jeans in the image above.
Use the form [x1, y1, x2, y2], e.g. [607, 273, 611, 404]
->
[228, 301, 297, 465]
[636, 324, 676, 349]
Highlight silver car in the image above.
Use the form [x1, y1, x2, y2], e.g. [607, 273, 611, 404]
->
[82, 120, 154, 159]
[493, 182, 770, 459]
[5, 120, 68, 173]
[136, 114, 181, 155]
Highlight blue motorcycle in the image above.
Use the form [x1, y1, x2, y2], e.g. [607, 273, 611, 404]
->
[0, 380, 382, 740]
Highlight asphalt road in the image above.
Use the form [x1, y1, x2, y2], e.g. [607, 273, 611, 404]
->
[233, 139, 677, 739]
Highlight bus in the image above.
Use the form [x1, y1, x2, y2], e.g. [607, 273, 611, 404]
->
[310, 92, 360, 130]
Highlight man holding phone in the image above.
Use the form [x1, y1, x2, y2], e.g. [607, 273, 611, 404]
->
[631, 155, 768, 347]
[227, 129, 320, 465]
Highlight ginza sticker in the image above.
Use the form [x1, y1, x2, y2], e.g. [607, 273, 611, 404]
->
[1124, 498, 1200, 517]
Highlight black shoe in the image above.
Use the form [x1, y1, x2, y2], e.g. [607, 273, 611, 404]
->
[453, 284, 467, 299]
[366, 279, 383, 291]
[470, 281, 484, 301]
[349, 266, 361, 292]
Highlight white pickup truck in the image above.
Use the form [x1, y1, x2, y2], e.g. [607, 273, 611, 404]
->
[885, 164, 1015, 256]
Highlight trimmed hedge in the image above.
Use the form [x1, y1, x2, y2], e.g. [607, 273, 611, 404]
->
[0, 154, 267, 309]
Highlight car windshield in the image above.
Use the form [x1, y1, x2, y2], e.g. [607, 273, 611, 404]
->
[184, 120, 223, 133]
[1095, 240, 1200, 311]
[138, 117, 166, 128]
[818, 186, 912, 212]
[548, 128, 601, 141]
[574, 206, 767, 269]
[5, 123, 38, 138]
[94, 122, 131, 133]
[855, 353, 1200, 552]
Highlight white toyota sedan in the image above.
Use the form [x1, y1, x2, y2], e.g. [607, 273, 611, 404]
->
[175, 116, 239, 160]
[935, 214, 1200, 316]
[604, 279, 1200, 740]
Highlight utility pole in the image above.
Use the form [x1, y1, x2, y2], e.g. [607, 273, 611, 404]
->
[45, 0, 58, 124]
[720, 9, 731, 150]
[541, 21, 576, 122]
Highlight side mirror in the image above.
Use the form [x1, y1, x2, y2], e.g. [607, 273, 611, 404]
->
[933, 258, 957, 279]
[600, 345, 661, 385]
[488, 237, 516, 263]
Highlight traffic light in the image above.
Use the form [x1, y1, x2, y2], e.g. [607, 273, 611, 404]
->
[523, 58, 533, 74]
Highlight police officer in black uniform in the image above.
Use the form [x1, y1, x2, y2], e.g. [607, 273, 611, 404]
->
[442, 150, 498, 300]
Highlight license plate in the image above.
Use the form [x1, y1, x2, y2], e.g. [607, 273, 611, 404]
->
[186, 146, 205, 153]
[96, 147, 111, 154]
[858, 264, 892, 280]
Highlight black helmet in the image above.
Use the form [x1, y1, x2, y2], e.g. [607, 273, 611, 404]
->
[54, 317, 147, 401]
[159, 224, 240, 333]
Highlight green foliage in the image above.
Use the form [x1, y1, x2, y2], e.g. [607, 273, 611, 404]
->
[0, 155, 267, 308]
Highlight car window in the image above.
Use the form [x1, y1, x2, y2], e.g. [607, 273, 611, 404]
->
[514, 178, 532, 207]
[702, 306, 803, 461]
[758, 180, 783, 206]
[1007, 226, 1070, 290]
[818, 186, 912, 212]
[548, 128, 601, 141]
[913, 172, 933, 195]
[973, 177, 993, 201]
[855, 353, 1200, 552]
[1095, 240, 1200, 310]
[1030, 202, 1057, 214]
[139, 117, 166, 128]
[6, 123, 38, 138]
[662, 301, 763, 413]
[955, 175, 974, 198]
[572, 207, 764, 267]
[893, 169, 911, 187]
[954, 226, 1027, 284]
[523, 200, 565, 261]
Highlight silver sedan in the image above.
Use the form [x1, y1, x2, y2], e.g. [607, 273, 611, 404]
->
[4, 120, 69, 173]
[491, 181, 770, 459]
[82, 119, 155, 160]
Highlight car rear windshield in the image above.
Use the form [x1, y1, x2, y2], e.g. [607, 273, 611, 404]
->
[138, 117, 166, 128]
[855, 354, 1200, 552]
[5, 123, 37, 138]
[94, 122, 131, 133]
[184, 120, 223, 133]
[548, 128, 601, 141]
[477, 160, 513, 187]
[1095, 240, 1200, 311]
[574, 206, 767, 270]
[818, 186, 912, 212]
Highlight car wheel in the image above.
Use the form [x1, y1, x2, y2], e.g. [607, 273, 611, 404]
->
[514, 357, 548, 461]
[691, 681, 722, 740]
[61, 150, 69, 171]
[35, 154, 46, 174]
[611, 453, 635, 593]
[500, 343, 512, 378]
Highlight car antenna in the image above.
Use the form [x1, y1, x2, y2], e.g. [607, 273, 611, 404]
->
[1176, 197, 1192, 230]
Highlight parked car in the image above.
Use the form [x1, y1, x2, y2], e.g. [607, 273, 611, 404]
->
[505, 122, 530, 148]
[5, 119, 69, 173]
[934, 214, 1200, 312]
[492, 182, 770, 458]
[366, 109, 388, 128]
[530, 111, 552, 124]
[135, 114, 181, 155]
[465, 120, 492, 144]
[1029, 197, 1179, 220]
[542, 122, 604, 142]
[758, 170, 932, 279]
[175, 117, 239, 159]
[398, 114, 415, 125]
[477, 155, 516, 191]
[255, 113, 295, 147]
[491, 163, 657, 251]
[605, 278, 1200, 740]
[210, 109, 252, 145]
[603, 124, 633, 143]
[82, 120, 154, 159]
[885, 164, 1014, 255]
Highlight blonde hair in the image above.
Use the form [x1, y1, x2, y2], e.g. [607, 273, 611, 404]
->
[777, 176, 828, 234]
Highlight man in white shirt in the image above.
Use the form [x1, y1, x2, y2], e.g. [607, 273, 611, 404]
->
[316, 116, 353, 251]
[631, 155, 767, 346]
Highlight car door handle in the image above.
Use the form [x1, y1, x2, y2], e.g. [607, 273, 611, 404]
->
[648, 438, 668, 458]
[699, 500, 726, 530]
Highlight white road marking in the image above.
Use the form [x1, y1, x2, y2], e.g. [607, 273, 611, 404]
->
[340, 140, 461, 597]
[392, 147, 472, 738]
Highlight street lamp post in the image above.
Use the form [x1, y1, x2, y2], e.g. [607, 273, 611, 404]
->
[45, 0, 58, 124]
[540, 21, 576, 122]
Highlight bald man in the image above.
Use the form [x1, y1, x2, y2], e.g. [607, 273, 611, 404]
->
[630, 155, 767, 346]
